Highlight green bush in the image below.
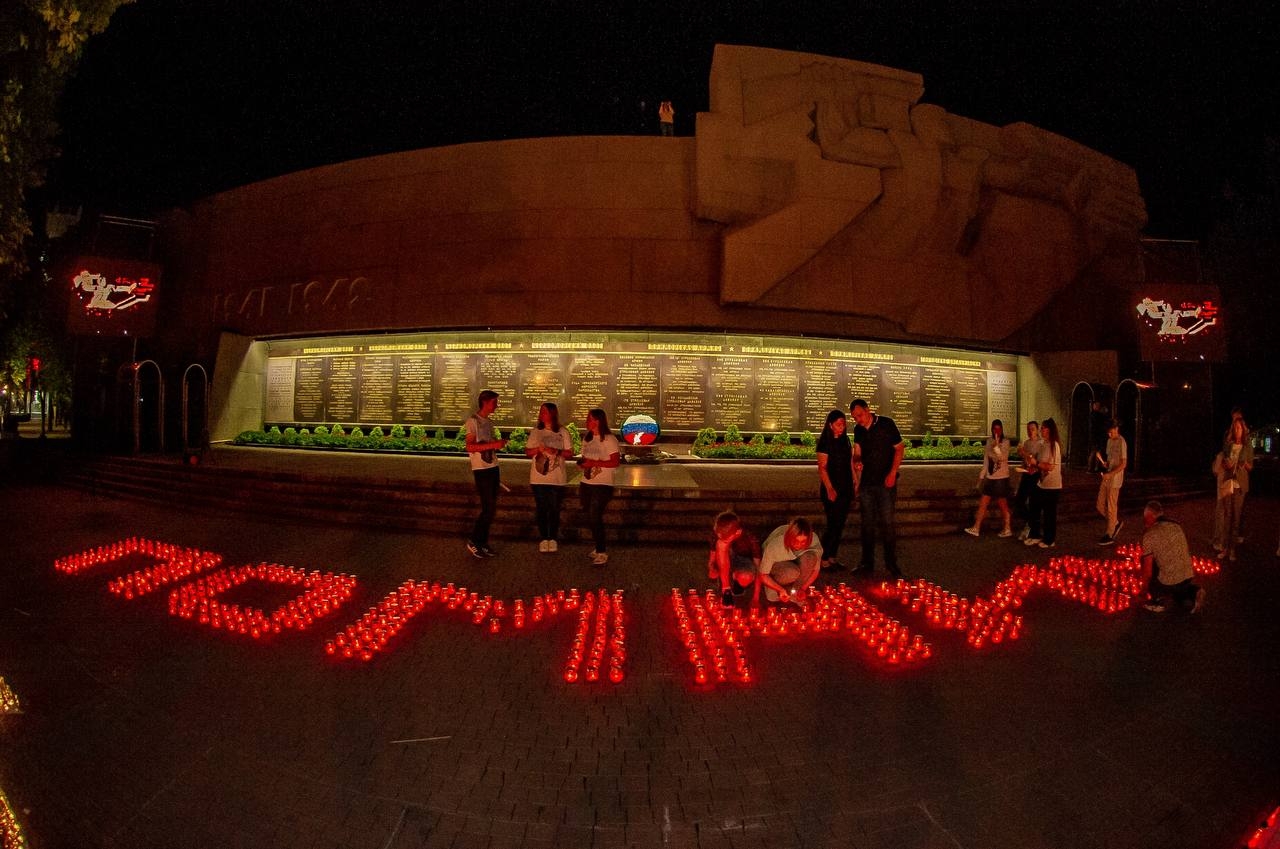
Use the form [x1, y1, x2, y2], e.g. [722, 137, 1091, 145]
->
[799, 430, 817, 448]
[724, 425, 743, 444]
[369, 426, 385, 439]
[390, 424, 405, 439]
[693, 427, 717, 448]
[332, 424, 346, 438]
[314, 425, 329, 436]
[770, 431, 790, 446]
[409, 425, 426, 439]
[505, 427, 528, 453]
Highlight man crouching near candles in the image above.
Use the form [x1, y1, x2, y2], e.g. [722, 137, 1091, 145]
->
[757, 518, 823, 609]
[1140, 500, 1205, 615]
[707, 511, 763, 608]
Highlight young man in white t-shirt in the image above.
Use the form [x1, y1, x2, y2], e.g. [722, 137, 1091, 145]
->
[465, 390, 507, 558]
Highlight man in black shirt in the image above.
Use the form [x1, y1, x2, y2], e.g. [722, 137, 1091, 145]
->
[850, 398, 905, 579]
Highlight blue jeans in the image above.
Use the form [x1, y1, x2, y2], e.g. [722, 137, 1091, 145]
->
[858, 485, 898, 572]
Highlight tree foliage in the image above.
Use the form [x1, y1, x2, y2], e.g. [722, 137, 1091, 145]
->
[1, 0, 132, 291]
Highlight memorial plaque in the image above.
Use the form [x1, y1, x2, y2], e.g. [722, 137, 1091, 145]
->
[987, 370, 1017, 430]
[434, 354, 474, 428]
[707, 356, 753, 430]
[566, 355, 610, 422]
[518, 353, 568, 424]
[326, 355, 359, 422]
[846, 363, 882, 408]
[477, 354, 520, 426]
[800, 359, 840, 431]
[265, 359, 296, 423]
[661, 355, 708, 429]
[953, 369, 989, 434]
[264, 331, 1021, 440]
[293, 357, 326, 421]
[755, 357, 800, 432]
[921, 367, 955, 435]
[394, 355, 433, 424]
[613, 355, 660, 420]
[358, 355, 395, 423]
[881, 365, 921, 434]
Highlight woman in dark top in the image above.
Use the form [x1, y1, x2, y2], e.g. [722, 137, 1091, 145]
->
[816, 409, 855, 572]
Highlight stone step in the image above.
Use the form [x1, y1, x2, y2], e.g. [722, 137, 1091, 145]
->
[61, 455, 1212, 546]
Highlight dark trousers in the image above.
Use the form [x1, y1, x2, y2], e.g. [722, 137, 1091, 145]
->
[821, 490, 852, 560]
[532, 484, 564, 540]
[1028, 487, 1060, 544]
[858, 484, 898, 571]
[471, 467, 500, 547]
[1013, 471, 1040, 521]
[580, 484, 613, 552]
[1148, 573, 1200, 608]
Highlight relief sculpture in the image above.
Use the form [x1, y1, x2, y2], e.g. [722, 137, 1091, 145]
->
[696, 44, 1148, 342]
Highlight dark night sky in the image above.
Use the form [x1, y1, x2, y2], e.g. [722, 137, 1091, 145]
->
[47, 0, 1280, 239]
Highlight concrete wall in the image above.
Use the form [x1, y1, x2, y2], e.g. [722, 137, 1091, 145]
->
[209, 333, 269, 441]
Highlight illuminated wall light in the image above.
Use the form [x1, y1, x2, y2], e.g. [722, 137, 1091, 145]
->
[0, 677, 19, 715]
[169, 564, 356, 641]
[0, 785, 27, 849]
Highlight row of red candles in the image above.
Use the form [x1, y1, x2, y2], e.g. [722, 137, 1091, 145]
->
[52, 537, 1224, 686]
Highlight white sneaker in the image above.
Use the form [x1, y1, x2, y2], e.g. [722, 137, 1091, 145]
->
[538, 540, 549, 553]
[592, 551, 609, 566]
[1024, 538, 1042, 547]
[547, 539, 558, 552]
[1038, 541, 1055, 549]
[964, 527, 980, 538]
[998, 528, 1013, 538]
[1018, 527, 1030, 541]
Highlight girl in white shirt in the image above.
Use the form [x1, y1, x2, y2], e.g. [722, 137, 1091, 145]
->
[526, 402, 574, 553]
[578, 409, 621, 566]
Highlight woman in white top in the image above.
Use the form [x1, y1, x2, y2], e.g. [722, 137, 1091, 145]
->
[526, 402, 574, 553]
[965, 419, 1013, 538]
[1024, 417, 1063, 549]
[1213, 418, 1253, 561]
[578, 409, 621, 566]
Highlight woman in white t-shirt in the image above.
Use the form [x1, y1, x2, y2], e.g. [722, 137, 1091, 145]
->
[1024, 417, 1063, 549]
[965, 419, 1013, 538]
[526, 402, 575, 553]
[578, 408, 621, 566]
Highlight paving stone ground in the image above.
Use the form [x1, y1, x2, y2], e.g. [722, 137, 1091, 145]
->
[1, 468, 1277, 849]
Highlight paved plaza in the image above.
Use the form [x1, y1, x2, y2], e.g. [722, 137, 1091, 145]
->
[1, 472, 1277, 849]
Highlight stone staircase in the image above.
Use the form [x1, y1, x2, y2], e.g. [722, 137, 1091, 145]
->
[59, 452, 1213, 546]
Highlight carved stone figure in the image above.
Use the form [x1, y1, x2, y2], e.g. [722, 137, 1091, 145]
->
[695, 44, 1147, 342]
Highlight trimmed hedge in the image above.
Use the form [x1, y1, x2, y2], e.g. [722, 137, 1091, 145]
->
[235, 423, 583, 455]
[691, 429, 985, 460]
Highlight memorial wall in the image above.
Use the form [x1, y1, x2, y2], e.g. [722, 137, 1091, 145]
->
[262, 332, 1018, 439]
